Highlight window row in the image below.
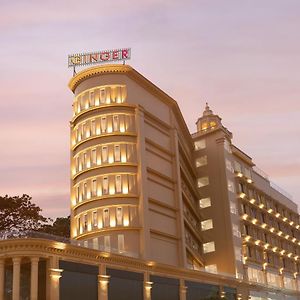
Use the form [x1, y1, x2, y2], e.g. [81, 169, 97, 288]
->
[241, 203, 300, 239]
[72, 114, 135, 146]
[76, 205, 138, 235]
[73, 85, 127, 115]
[242, 224, 299, 254]
[77, 234, 126, 254]
[234, 161, 251, 178]
[239, 182, 299, 224]
[73, 143, 136, 175]
[73, 174, 137, 204]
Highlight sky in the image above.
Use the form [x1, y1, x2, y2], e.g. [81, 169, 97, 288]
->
[0, 0, 299, 218]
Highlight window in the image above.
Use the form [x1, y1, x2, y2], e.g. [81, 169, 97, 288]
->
[234, 161, 242, 173]
[201, 219, 213, 231]
[116, 207, 123, 226]
[83, 152, 87, 168]
[83, 214, 88, 232]
[203, 241, 215, 253]
[230, 201, 237, 214]
[83, 182, 87, 199]
[244, 168, 251, 179]
[104, 236, 110, 251]
[91, 119, 96, 135]
[77, 217, 81, 234]
[101, 116, 107, 133]
[102, 177, 108, 195]
[205, 264, 217, 274]
[103, 208, 109, 227]
[92, 211, 98, 228]
[227, 180, 235, 193]
[232, 224, 241, 237]
[199, 197, 211, 209]
[197, 177, 209, 188]
[100, 88, 106, 104]
[194, 139, 206, 150]
[115, 175, 122, 193]
[92, 179, 97, 196]
[102, 146, 108, 163]
[90, 91, 95, 106]
[195, 155, 207, 167]
[82, 123, 87, 138]
[76, 186, 80, 202]
[113, 115, 119, 131]
[226, 159, 234, 173]
[92, 237, 98, 250]
[114, 145, 121, 162]
[91, 149, 97, 165]
[118, 234, 125, 253]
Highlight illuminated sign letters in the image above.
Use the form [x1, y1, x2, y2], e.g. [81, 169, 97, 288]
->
[68, 48, 131, 68]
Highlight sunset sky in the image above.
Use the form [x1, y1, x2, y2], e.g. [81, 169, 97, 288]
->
[0, 0, 299, 218]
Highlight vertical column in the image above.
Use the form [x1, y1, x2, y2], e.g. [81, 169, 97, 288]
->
[143, 272, 152, 300]
[12, 257, 21, 300]
[98, 264, 109, 300]
[0, 259, 5, 300]
[135, 107, 151, 260]
[179, 279, 187, 300]
[48, 256, 63, 300]
[30, 257, 39, 300]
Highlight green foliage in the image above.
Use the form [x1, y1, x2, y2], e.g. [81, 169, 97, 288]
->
[0, 194, 49, 232]
[40, 216, 70, 238]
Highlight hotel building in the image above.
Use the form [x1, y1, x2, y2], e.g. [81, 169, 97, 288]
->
[0, 64, 299, 300]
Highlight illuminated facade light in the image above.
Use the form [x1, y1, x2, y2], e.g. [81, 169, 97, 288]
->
[255, 240, 260, 245]
[275, 213, 280, 218]
[261, 223, 267, 229]
[259, 204, 264, 209]
[249, 198, 256, 204]
[247, 178, 252, 184]
[264, 243, 269, 249]
[245, 236, 251, 242]
[239, 193, 246, 199]
[283, 217, 287, 222]
[268, 208, 273, 213]
[242, 214, 248, 220]
[237, 172, 243, 178]
[278, 231, 283, 236]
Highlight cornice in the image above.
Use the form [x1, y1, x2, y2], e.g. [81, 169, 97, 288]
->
[69, 64, 133, 93]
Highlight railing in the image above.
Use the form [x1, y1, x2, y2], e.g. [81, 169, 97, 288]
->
[253, 166, 293, 200]
[0, 230, 138, 258]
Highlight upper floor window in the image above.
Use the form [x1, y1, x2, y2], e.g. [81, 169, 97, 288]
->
[203, 241, 215, 253]
[103, 208, 109, 227]
[195, 155, 207, 167]
[197, 177, 209, 188]
[199, 197, 211, 209]
[201, 219, 213, 231]
[101, 117, 107, 133]
[194, 139, 206, 150]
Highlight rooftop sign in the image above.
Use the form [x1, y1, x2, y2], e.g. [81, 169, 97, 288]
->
[68, 48, 131, 68]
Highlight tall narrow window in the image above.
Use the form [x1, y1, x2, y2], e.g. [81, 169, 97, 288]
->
[76, 186, 80, 203]
[77, 217, 81, 234]
[113, 115, 119, 131]
[102, 146, 108, 163]
[92, 211, 98, 228]
[104, 236, 110, 251]
[115, 175, 122, 193]
[84, 214, 88, 232]
[82, 123, 86, 138]
[83, 152, 87, 168]
[103, 208, 109, 227]
[116, 207, 123, 226]
[91, 119, 96, 135]
[90, 91, 95, 106]
[91, 149, 97, 165]
[83, 182, 87, 200]
[100, 88, 106, 104]
[118, 234, 125, 253]
[102, 177, 109, 195]
[101, 116, 107, 133]
[228, 180, 235, 193]
[92, 179, 97, 196]
[114, 145, 121, 162]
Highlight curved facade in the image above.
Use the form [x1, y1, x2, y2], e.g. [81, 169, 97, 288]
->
[70, 68, 140, 257]
[69, 64, 205, 268]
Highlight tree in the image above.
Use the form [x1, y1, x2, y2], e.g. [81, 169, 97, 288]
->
[40, 216, 70, 238]
[0, 194, 49, 232]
